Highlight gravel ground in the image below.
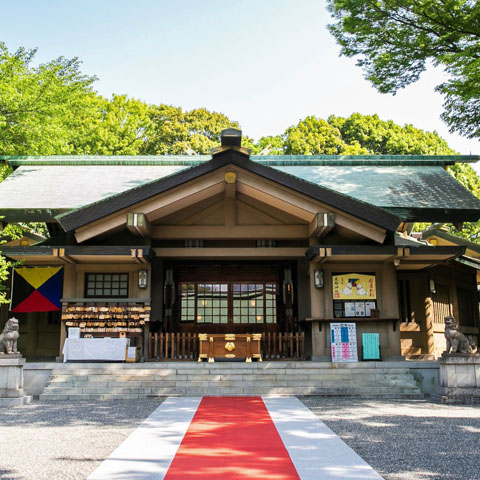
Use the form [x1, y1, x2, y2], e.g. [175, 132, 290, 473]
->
[0, 398, 478, 480]
[0, 399, 163, 480]
[301, 397, 480, 480]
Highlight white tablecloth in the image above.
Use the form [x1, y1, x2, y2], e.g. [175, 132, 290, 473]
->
[63, 338, 129, 362]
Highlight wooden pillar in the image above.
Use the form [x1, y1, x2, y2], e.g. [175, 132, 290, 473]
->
[59, 264, 76, 358]
[26, 313, 38, 356]
[143, 322, 150, 361]
[425, 291, 435, 356]
[309, 261, 327, 360]
[382, 262, 402, 358]
[449, 269, 460, 324]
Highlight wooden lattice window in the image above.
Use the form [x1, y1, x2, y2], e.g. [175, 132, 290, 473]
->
[431, 284, 451, 324]
[232, 283, 277, 324]
[179, 282, 278, 324]
[85, 273, 129, 298]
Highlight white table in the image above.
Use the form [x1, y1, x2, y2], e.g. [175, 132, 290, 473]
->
[63, 338, 129, 362]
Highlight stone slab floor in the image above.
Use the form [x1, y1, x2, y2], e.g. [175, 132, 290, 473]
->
[0, 398, 478, 480]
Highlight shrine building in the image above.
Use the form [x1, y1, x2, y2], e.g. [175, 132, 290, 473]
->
[1, 129, 479, 363]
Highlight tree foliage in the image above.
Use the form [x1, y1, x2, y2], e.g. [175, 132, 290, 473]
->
[281, 113, 455, 155]
[0, 42, 97, 154]
[327, 0, 480, 138]
[328, 113, 455, 154]
[141, 106, 241, 155]
[283, 116, 366, 154]
[71, 94, 152, 155]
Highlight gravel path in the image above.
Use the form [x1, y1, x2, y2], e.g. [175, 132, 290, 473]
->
[0, 399, 163, 480]
[301, 397, 480, 480]
[0, 398, 479, 480]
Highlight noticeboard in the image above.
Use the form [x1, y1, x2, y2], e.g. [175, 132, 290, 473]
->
[330, 322, 358, 362]
[362, 333, 380, 360]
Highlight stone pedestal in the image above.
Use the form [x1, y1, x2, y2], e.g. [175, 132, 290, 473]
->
[433, 354, 480, 404]
[0, 357, 32, 406]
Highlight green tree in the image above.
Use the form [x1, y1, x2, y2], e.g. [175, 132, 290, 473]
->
[281, 113, 453, 155]
[0, 162, 16, 303]
[142, 106, 240, 154]
[251, 135, 285, 155]
[327, 0, 480, 138]
[0, 250, 11, 305]
[328, 113, 455, 154]
[283, 116, 367, 154]
[71, 94, 152, 155]
[0, 42, 97, 154]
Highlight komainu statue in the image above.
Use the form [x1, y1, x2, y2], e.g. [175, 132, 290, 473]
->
[0, 317, 20, 355]
[444, 316, 477, 354]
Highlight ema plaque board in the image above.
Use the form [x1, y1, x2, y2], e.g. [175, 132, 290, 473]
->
[332, 273, 376, 300]
[330, 322, 358, 362]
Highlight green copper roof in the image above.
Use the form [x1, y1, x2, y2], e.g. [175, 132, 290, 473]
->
[2, 154, 480, 166]
[272, 165, 480, 210]
[1, 155, 480, 223]
[0, 165, 189, 221]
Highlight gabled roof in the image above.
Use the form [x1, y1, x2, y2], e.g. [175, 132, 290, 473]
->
[1, 154, 479, 223]
[422, 226, 480, 256]
[273, 165, 480, 221]
[56, 150, 401, 233]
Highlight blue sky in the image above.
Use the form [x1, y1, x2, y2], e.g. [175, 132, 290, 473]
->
[2, 0, 479, 157]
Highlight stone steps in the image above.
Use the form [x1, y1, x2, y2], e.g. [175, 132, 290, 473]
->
[39, 362, 423, 400]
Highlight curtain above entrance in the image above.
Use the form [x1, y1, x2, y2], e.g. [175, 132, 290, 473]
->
[10, 266, 63, 313]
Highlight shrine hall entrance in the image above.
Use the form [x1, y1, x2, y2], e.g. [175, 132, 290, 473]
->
[164, 262, 297, 334]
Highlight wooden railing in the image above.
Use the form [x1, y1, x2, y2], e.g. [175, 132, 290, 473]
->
[262, 332, 305, 360]
[148, 332, 305, 361]
[149, 332, 198, 361]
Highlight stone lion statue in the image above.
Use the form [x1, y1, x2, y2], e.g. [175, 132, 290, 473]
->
[0, 317, 20, 355]
[444, 316, 477, 354]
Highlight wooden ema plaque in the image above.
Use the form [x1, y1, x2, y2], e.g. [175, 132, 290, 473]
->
[198, 333, 262, 362]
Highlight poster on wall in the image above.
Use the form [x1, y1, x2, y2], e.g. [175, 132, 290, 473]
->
[330, 322, 358, 362]
[332, 274, 376, 300]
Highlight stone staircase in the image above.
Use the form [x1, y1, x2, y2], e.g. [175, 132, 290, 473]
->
[39, 361, 423, 400]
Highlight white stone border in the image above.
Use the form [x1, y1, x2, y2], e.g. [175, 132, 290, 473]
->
[263, 397, 384, 480]
[88, 397, 201, 480]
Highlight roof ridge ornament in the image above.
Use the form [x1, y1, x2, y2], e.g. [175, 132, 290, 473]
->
[211, 129, 250, 157]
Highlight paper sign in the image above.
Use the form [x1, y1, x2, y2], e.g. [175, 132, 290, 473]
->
[330, 323, 358, 362]
[344, 302, 356, 317]
[365, 302, 376, 316]
[355, 302, 366, 317]
[68, 327, 80, 339]
[362, 333, 380, 360]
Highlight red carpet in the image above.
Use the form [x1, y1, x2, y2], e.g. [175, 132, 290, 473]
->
[164, 397, 301, 480]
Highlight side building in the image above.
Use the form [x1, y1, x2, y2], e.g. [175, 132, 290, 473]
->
[0, 130, 479, 361]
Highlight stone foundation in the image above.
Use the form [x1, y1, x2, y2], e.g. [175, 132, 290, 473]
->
[433, 354, 480, 404]
[0, 357, 32, 406]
